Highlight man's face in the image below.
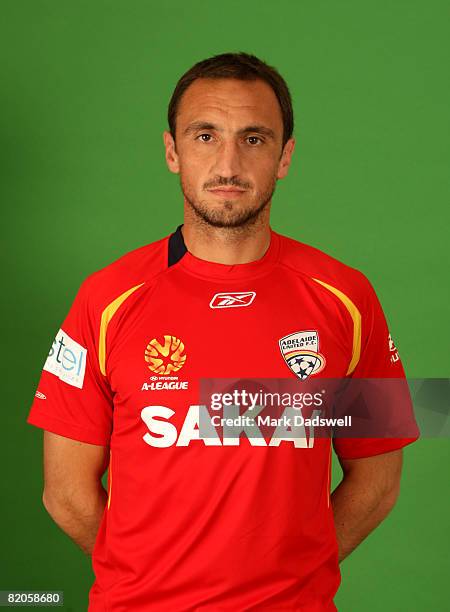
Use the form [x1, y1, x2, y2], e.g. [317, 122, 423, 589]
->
[163, 78, 295, 228]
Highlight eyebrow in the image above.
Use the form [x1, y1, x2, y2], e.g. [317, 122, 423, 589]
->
[183, 121, 276, 140]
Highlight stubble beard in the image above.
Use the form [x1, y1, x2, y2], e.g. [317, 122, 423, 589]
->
[181, 174, 278, 229]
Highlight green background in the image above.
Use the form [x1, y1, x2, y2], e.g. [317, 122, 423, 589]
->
[2, 1, 448, 610]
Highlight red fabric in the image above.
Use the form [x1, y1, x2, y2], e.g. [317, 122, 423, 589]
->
[27, 226, 418, 611]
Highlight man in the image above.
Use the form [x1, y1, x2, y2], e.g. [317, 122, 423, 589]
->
[27, 52, 419, 611]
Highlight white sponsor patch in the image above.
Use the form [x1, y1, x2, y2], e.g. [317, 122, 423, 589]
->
[43, 328, 87, 389]
[388, 332, 400, 363]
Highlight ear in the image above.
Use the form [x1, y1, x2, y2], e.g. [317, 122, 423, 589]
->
[163, 130, 180, 174]
[277, 137, 296, 180]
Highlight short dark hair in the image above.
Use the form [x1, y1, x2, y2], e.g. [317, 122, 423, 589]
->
[167, 52, 294, 150]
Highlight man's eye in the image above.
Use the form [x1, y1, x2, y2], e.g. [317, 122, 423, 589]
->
[247, 136, 263, 145]
[197, 133, 213, 142]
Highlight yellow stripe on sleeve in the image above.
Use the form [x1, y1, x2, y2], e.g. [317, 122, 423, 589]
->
[311, 277, 362, 375]
[98, 282, 145, 376]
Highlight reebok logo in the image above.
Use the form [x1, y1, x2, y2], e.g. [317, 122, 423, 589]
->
[210, 291, 256, 309]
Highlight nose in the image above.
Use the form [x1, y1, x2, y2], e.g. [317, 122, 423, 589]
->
[211, 138, 242, 178]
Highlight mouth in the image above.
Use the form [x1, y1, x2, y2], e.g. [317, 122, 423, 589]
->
[208, 188, 247, 198]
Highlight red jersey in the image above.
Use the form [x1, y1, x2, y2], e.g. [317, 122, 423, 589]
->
[27, 224, 419, 611]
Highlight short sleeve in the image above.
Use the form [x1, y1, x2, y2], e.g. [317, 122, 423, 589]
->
[26, 276, 113, 446]
[332, 273, 420, 459]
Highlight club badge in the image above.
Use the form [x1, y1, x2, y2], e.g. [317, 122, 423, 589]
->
[279, 330, 326, 380]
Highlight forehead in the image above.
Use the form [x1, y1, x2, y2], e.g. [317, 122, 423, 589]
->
[177, 78, 283, 132]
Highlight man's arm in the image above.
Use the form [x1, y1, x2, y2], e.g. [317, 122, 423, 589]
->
[42, 431, 110, 556]
[331, 448, 403, 563]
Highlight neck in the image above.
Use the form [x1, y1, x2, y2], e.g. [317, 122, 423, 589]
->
[181, 208, 272, 266]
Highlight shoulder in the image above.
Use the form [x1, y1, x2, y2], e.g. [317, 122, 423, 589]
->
[76, 232, 171, 311]
[275, 230, 378, 313]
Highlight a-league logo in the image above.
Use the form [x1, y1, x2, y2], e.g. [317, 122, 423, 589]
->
[144, 335, 187, 375]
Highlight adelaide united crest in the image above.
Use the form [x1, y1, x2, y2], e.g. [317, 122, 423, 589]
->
[279, 330, 326, 380]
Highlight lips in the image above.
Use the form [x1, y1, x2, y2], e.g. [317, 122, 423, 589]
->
[208, 189, 246, 197]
